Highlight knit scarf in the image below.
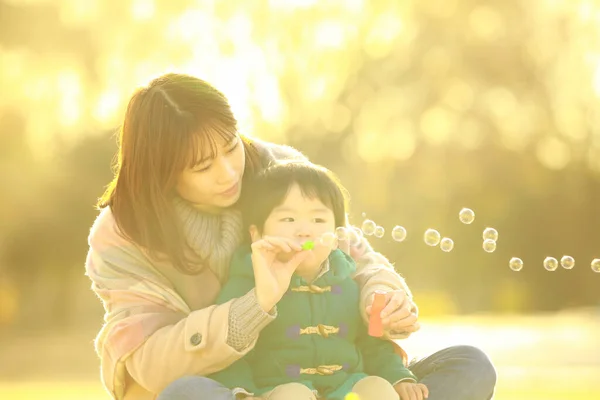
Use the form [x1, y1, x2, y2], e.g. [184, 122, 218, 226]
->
[172, 195, 243, 283]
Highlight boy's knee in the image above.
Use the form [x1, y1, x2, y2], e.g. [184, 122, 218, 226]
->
[263, 382, 316, 400]
[351, 376, 399, 400]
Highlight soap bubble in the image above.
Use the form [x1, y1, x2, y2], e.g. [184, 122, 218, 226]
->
[482, 239, 496, 253]
[374, 226, 385, 238]
[440, 237, 454, 252]
[591, 259, 600, 273]
[319, 232, 337, 248]
[348, 227, 363, 247]
[335, 227, 349, 242]
[361, 212, 367, 218]
[509, 257, 523, 272]
[459, 208, 475, 224]
[560, 255, 575, 270]
[391, 226, 407, 242]
[424, 229, 441, 246]
[543, 257, 559, 271]
[482, 227, 498, 241]
[361, 219, 376, 236]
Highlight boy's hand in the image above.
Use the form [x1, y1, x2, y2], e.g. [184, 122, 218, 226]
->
[251, 236, 308, 312]
[394, 381, 429, 400]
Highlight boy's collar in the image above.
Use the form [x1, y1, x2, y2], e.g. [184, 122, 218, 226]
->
[311, 258, 331, 282]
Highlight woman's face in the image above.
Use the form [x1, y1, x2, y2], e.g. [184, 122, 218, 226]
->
[176, 134, 246, 212]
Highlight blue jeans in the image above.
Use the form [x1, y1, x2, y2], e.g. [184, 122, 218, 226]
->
[157, 345, 496, 400]
[407, 345, 496, 400]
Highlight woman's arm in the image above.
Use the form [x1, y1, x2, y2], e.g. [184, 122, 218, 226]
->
[87, 247, 274, 397]
[123, 289, 272, 394]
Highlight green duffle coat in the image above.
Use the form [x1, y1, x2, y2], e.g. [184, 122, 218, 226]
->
[208, 247, 416, 399]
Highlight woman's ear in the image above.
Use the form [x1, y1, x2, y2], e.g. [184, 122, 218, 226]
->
[249, 225, 261, 242]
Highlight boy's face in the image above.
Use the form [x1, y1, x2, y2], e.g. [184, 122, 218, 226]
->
[250, 183, 336, 274]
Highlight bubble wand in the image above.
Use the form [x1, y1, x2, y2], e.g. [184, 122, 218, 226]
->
[301, 241, 315, 250]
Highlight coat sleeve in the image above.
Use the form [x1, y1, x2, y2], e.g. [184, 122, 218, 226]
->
[344, 233, 419, 340]
[207, 268, 262, 394]
[357, 325, 418, 385]
[88, 245, 274, 396]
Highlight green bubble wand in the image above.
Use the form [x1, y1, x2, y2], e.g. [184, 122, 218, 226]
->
[301, 240, 315, 250]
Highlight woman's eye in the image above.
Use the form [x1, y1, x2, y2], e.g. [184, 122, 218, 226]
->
[280, 217, 294, 222]
[314, 218, 327, 223]
[194, 164, 211, 173]
[226, 143, 239, 154]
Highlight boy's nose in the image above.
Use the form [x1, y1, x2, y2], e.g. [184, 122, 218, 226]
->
[296, 227, 313, 238]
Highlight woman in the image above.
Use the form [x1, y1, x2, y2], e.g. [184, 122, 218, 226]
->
[85, 73, 496, 400]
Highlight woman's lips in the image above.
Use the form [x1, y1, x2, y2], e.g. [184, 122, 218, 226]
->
[219, 182, 240, 197]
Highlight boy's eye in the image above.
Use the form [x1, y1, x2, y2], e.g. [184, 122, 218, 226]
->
[280, 217, 295, 222]
[314, 218, 327, 223]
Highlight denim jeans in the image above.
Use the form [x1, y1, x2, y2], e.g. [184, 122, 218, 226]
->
[407, 345, 496, 400]
[157, 345, 496, 400]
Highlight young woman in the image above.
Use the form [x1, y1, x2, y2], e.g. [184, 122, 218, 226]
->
[85, 73, 496, 400]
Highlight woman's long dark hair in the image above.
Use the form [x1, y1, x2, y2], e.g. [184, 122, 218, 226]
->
[98, 73, 263, 274]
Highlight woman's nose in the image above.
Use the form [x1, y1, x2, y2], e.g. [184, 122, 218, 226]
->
[216, 157, 237, 183]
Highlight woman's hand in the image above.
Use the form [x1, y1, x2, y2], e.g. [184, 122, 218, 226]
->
[366, 290, 420, 333]
[251, 236, 308, 312]
[394, 382, 429, 400]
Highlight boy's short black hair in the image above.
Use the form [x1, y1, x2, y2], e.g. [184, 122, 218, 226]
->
[240, 161, 349, 238]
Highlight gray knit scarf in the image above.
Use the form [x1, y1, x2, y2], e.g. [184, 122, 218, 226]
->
[173, 196, 243, 283]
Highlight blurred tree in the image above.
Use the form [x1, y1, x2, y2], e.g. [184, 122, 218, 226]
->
[1, 0, 600, 329]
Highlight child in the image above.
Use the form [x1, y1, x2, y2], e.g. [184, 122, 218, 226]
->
[208, 161, 428, 400]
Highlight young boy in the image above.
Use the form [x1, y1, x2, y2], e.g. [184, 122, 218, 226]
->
[208, 161, 428, 400]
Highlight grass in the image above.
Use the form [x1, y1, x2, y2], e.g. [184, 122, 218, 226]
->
[0, 381, 108, 400]
[1, 311, 598, 399]
[2, 379, 598, 400]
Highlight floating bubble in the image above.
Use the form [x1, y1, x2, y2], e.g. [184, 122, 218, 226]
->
[361, 212, 367, 218]
[361, 219, 376, 236]
[482, 227, 498, 241]
[591, 259, 600, 273]
[482, 239, 496, 253]
[543, 257, 559, 271]
[560, 255, 575, 270]
[509, 257, 523, 272]
[348, 227, 363, 247]
[374, 226, 385, 238]
[319, 232, 336, 248]
[391, 226, 407, 242]
[424, 229, 441, 246]
[440, 237, 454, 252]
[459, 208, 475, 224]
[335, 227, 349, 242]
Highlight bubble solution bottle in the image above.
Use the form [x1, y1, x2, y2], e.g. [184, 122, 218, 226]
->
[368, 291, 386, 337]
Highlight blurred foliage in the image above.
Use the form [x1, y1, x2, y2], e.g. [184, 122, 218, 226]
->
[1, 0, 600, 329]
